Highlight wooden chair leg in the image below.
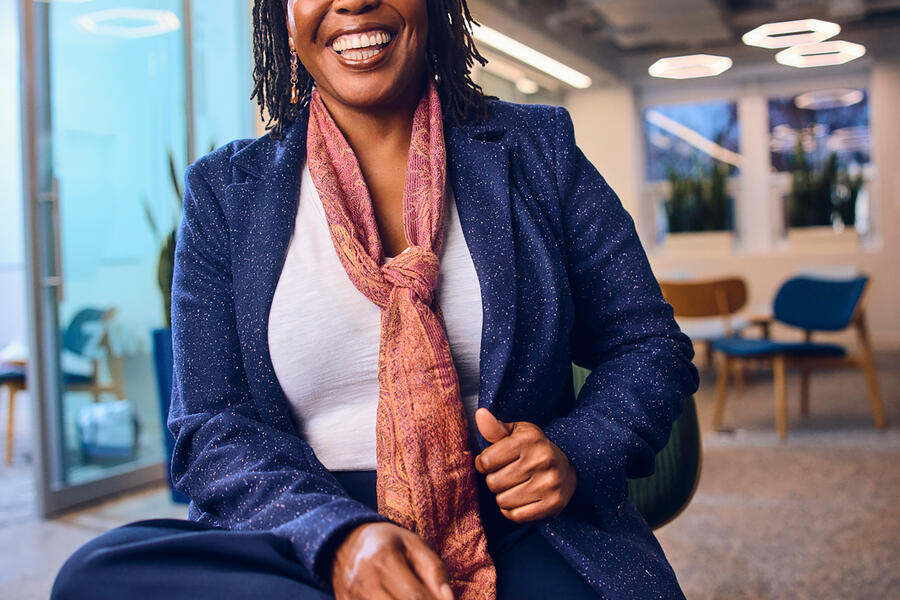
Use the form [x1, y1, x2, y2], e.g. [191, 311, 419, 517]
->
[732, 362, 746, 396]
[4, 385, 15, 466]
[773, 355, 788, 440]
[713, 354, 731, 430]
[799, 367, 810, 417]
[704, 341, 714, 369]
[853, 323, 885, 431]
[859, 354, 886, 429]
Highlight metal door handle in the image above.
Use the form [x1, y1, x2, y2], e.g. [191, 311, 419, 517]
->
[40, 176, 63, 303]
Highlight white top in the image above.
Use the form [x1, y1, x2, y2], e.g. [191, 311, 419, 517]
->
[268, 162, 484, 471]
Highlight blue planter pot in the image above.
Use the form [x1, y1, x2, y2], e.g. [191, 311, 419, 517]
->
[152, 327, 190, 504]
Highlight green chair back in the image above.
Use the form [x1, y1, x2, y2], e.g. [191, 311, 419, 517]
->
[572, 365, 701, 529]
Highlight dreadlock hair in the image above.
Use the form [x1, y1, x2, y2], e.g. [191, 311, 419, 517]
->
[251, 0, 491, 140]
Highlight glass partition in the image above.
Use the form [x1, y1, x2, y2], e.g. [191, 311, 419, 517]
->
[21, 0, 255, 514]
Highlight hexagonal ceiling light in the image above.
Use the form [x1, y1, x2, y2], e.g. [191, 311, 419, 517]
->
[742, 19, 841, 49]
[776, 41, 866, 68]
[648, 54, 733, 79]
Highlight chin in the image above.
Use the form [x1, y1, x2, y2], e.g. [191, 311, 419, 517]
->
[319, 68, 426, 113]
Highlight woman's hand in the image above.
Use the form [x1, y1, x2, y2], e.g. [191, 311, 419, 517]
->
[330, 522, 455, 600]
[473, 408, 578, 523]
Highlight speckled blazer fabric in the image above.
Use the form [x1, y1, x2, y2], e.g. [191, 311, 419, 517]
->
[168, 97, 700, 600]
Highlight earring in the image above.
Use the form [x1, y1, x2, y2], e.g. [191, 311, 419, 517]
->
[290, 48, 300, 105]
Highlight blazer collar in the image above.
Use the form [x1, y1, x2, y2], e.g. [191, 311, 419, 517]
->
[226, 103, 515, 451]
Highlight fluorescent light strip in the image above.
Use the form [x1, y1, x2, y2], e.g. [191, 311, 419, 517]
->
[775, 40, 866, 68]
[742, 19, 840, 49]
[648, 54, 733, 80]
[645, 110, 743, 168]
[471, 24, 592, 89]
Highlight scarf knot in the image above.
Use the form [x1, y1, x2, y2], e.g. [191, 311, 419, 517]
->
[380, 246, 440, 307]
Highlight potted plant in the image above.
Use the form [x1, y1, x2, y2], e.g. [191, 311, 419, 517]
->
[663, 155, 734, 234]
[786, 133, 863, 230]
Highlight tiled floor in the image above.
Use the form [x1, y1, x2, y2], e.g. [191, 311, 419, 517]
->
[0, 351, 898, 599]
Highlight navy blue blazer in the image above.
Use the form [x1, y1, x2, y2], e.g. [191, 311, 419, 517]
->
[168, 98, 699, 600]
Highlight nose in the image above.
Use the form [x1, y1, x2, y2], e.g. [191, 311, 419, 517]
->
[332, 0, 381, 15]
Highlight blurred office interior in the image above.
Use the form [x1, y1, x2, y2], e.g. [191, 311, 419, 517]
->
[1, 1, 898, 598]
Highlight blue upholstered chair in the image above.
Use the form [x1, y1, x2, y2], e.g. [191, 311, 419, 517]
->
[711, 275, 885, 439]
[1, 307, 124, 464]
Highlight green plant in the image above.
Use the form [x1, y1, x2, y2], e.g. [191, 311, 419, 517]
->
[143, 143, 215, 329]
[786, 133, 863, 229]
[663, 155, 733, 233]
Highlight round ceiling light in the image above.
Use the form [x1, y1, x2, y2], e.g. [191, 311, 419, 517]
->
[75, 8, 181, 39]
[648, 54, 733, 79]
[775, 41, 866, 68]
[742, 19, 841, 49]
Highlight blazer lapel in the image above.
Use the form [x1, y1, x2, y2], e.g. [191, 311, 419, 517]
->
[225, 114, 310, 432]
[445, 120, 517, 449]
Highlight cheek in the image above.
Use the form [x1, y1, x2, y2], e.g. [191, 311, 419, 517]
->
[288, 0, 327, 44]
[399, 0, 429, 48]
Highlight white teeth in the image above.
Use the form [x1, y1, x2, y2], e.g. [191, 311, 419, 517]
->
[332, 30, 392, 54]
[341, 46, 384, 61]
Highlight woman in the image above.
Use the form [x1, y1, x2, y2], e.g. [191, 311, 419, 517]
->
[51, 0, 699, 599]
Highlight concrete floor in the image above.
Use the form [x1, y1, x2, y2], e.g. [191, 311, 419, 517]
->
[0, 351, 897, 599]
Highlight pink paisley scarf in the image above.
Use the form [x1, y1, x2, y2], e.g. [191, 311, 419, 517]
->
[305, 81, 497, 599]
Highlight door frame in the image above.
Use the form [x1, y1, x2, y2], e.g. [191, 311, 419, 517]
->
[18, 0, 171, 518]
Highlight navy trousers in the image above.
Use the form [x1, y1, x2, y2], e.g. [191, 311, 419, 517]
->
[51, 471, 602, 599]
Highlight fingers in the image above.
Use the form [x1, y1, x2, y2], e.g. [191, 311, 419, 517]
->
[331, 523, 453, 600]
[494, 475, 540, 510]
[475, 423, 544, 474]
[403, 536, 454, 600]
[484, 461, 531, 494]
[474, 439, 520, 474]
[378, 542, 441, 600]
[475, 408, 512, 444]
[500, 498, 551, 523]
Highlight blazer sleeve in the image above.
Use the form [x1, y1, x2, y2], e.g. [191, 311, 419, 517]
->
[167, 159, 394, 591]
[540, 106, 700, 525]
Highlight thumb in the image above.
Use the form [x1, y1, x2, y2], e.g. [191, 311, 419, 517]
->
[475, 408, 513, 444]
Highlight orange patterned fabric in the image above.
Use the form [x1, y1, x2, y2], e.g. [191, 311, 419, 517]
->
[305, 81, 497, 599]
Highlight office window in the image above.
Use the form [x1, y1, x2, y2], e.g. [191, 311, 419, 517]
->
[643, 99, 740, 235]
[768, 88, 871, 230]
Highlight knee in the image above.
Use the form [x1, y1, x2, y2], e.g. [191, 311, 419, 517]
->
[51, 531, 128, 600]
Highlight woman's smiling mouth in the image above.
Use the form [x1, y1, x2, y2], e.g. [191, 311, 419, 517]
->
[330, 30, 394, 62]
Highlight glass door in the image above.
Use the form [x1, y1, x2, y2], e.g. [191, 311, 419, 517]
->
[21, 0, 189, 515]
